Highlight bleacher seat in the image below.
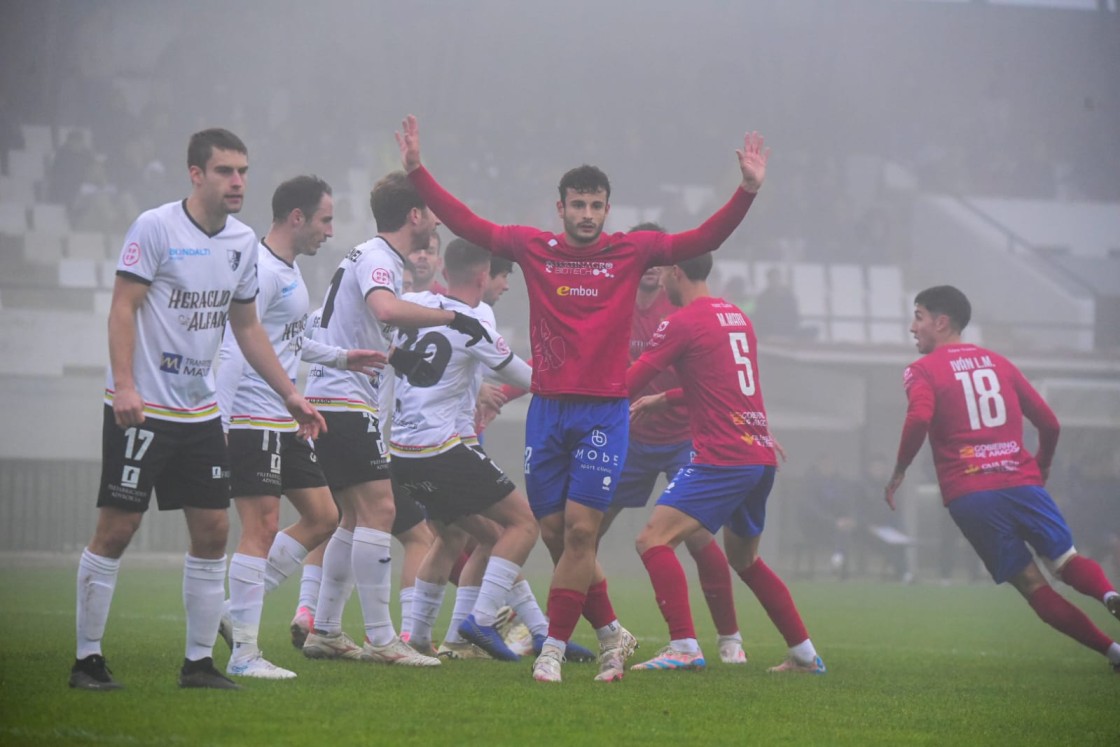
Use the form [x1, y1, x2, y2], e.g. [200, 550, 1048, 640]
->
[58, 259, 99, 289]
[7, 150, 46, 183]
[98, 259, 118, 289]
[0, 175, 35, 205]
[0, 203, 28, 234]
[867, 265, 908, 344]
[67, 231, 108, 260]
[30, 203, 69, 236]
[828, 263, 867, 343]
[21, 230, 65, 265]
[791, 262, 828, 339]
[20, 125, 53, 157]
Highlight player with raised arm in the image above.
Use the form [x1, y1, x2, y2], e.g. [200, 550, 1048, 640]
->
[886, 285, 1120, 671]
[626, 252, 825, 674]
[396, 115, 768, 683]
[598, 223, 747, 666]
[299, 171, 489, 667]
[215, 175, 386, 679]
[69, 129, 325, 691]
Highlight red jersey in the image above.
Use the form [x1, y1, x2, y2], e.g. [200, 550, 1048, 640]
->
[409, 167, 755, 397]
[895, 343, 1059, 505]
[627, 297, 777, 467]
[629, 291, 691, 444]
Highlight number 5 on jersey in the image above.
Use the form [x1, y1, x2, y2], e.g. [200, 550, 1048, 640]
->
[729, 332, 756, 396]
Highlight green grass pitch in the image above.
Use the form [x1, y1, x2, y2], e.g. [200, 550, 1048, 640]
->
[2, 566, 1117, 746]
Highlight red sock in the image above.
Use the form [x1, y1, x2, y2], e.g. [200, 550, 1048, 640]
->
[690, 540, 738, 636]
[546, 587, 586, 643]
[582, 579, 618, 630]
[738, 558, 809, 647]
[1059, 555, 1116, 602]
[448, 551, 471, 587]
[641, 545, 696, 641]
[1027, 585, 1113, 655]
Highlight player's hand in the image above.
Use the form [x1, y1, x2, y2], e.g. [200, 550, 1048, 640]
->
[474, 383, 507, 432]
[884, 468, 906, 511]
[396, 115, 422, 173]
[630, 392, 669, 423]
[345, 348, 388, 376]
[448, 311, 492, 347]
[772, 435, 789, 466]
[112, 386, 146, 427]
[284, 393, 326, 440]
[737, 131, 770, 194]
[388, 346, 441, 387]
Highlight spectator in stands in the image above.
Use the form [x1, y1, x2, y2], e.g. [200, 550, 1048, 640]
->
[71, 157, 137, 234]
[752, 267, 810, 339]
[800, 453, 860, 579]
[48, 129, 95, 210]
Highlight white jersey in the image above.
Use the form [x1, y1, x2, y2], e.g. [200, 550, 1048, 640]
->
[457, 302, 497, 442]
[390, 294, 527, 457]
[105, 199, 258, 422]
[303, 237, 404, 415]
[216, 241, 347, 432]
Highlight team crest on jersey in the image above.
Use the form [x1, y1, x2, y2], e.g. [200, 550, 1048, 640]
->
[160, 352, 183, 373]
[371, 267, 392, 286]
[227, 249, 242, 271]
[122, 242, 141, 267]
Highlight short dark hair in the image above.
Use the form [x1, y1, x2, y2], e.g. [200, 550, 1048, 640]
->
[630, 221, 665, 233]
[444, 238, 491, 281]
[187, 128, 247, 171]
[272, 175, 332, 223]
[914, 285, 971, 331]
[370, 171, 426, 232]
[558, 165, 611, 203]
[676, 252, 714, 281]
[489, 256, 514, 277]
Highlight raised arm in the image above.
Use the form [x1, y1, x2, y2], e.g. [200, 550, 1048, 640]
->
[664, 132, 769, 262]
[397, 115, 499, 248]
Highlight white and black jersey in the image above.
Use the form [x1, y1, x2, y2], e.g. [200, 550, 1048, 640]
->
[303, 237, 404, 415]
[389, 293, 530, 457]
[106, 199, 258, 423]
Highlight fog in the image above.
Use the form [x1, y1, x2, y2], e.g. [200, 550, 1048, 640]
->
[1, 0, 1117, 581]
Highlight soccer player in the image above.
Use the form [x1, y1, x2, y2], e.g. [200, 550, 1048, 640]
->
[885, 285, 1120, 671]
[215, 175, 386, 679]
[396, 115, 769, 683]
[408, 228, 446, 294]
[598, 223, 747, 666]
[70, 128, 326, 691]
[627, 252, 826, 674]
[299, 171, 489, 667]
[388, 239, 540, 661]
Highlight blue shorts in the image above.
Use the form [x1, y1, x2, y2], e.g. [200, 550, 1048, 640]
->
[657, 464, 776, 537]
[524, 396, 629, 518]
[611, 439, 694, 509]
[947, 485, 1074, 584]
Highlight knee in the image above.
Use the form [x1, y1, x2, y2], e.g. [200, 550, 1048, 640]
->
[634, 529, 658, 558]
[563, 523, 598, 554]
[90, 512, 143, 557]
[306, 501, 340, 541]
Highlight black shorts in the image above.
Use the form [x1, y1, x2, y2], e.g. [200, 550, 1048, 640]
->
[388, 473, 427, 535]
[314, 411, 391, 491]
[392, 443, 516, 524]
[228, 429, 328, 498]
[97, 405, 229, 513]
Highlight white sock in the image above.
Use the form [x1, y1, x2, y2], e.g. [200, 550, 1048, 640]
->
[790, 638, 818, 664]
[183, 554, 226, 662]
[352, 527, 395, 646]
[719, 631, 743, 644]
[399, 586, 415, 637]
[298, 565, 322, 614]
[507, 579, 548, 638]
[670, 637, 700, 654]
[473, 556, 520, 626]
[444, 586, 479, 644]
[315, 528, 354, 634]
[265, 531, 309, 593]
[76, 548, 120, 659]
[228, 553, 266, 656]
[1107, 642, 1120, 667]
[1104, 591, 1119, 606]
[409, 579, 445, 646]
[595, 620, 621, 643]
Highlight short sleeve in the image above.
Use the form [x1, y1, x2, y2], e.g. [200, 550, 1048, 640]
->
[115, 210, 166, 284]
